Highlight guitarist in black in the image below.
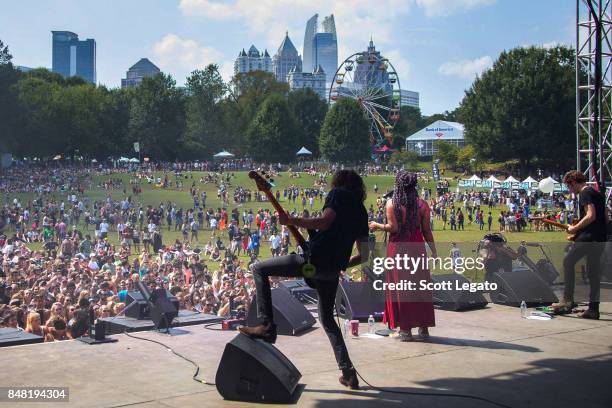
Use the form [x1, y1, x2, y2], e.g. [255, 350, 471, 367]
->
[553, 170, 608, 319]
[239, 169, 370, 390]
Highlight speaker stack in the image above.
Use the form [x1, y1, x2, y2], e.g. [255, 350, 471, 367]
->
[432, 274, 488, 311]
[215, 333, 301, 403]
[490, 267, 558, 307]
[125, 290, 179, 320]
[278, 279, 318, 304]
[335, 281, 384, 321]
[246, 288, 316, 336]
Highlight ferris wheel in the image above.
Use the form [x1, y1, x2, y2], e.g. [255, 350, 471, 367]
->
[329, 46, 401, 147]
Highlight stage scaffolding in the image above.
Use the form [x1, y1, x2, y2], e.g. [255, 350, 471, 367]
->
[576, 0, 612, 199]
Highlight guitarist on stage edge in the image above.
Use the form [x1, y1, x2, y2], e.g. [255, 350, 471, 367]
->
[552, 170, 608, 319]
[239, 169, 370, 390]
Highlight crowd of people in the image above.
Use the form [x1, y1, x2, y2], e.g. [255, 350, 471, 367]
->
[0, 163, 350, 341]
[2, 161, 609, 342]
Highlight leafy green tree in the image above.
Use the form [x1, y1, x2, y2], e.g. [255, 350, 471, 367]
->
[458, 46, 575, 171]
[229, 71, 289, 121]
[392, 105, 423, 149]
[22, 68, 66, 84]
[319, 98, 371, 163]
[127, 73, 185, 161]
[0, 39, 20, 155]
[0, 39, 12, 65]
[13, 77, 63, 157]
[287, 88, 327, 157]
[434, 140, 459, 169]
[223, 71, 290, 156]
[182, 65, 227, 159]
[246, 94, 300, 163]
[457, 145, 478, 172]
[389, 150, 419, 170]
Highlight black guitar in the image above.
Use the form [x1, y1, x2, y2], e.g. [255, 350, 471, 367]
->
[248, 170, 316, 286]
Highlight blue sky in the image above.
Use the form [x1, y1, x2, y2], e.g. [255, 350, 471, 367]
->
[1, 0, 575, 115]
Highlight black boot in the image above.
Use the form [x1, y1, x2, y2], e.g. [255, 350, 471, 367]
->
[339, 367, 359, 390]
[238, 322, 277, 344]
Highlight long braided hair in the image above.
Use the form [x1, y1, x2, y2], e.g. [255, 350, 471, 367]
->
[392, 171, 418, 234]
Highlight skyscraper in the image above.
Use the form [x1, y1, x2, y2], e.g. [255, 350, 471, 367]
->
[302, 14, 338, 84]
[313, 32, 337, 83]
[400, 90, 420, 108]
[321, 15, 337, 38]
[234, 45, 272, 75]
[287, 65, 326, 100]
[303, 14, 318, 73]
[51, 31, 96, 83]
[273, 32, 302, 82]
[354, 39, 390, 92]
[121, 58, 161, 88]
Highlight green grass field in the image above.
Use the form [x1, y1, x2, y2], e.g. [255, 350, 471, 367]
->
[6, 170, 570, 281]
[8, 170, 567, 244]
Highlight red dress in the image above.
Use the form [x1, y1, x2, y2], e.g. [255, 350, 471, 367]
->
[384, 211, 435, 330]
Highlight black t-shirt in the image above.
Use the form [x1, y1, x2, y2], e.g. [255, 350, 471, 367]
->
[309, 188, 369, 273]
[577, 187, 607, 242]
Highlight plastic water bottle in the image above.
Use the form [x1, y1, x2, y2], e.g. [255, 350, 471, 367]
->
[368, 315, 375, 334]
[344, 319, 350, 337]
[520, 301, 527, 318]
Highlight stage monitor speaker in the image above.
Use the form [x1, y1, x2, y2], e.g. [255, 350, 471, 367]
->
[335, 281, 384, 321]
[125, 291, 150, 319]
[432, 274, 488, 311]
[278, 279, 318, 304]
[491, 268, 558, 307]
[149, 289, 179, 330]
[247, 288, 316, 336]
[215, 333, 301, 403]
[125, 290, 179, 320]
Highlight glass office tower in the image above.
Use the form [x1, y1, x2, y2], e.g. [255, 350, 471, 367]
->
[52, 31, 96, 83]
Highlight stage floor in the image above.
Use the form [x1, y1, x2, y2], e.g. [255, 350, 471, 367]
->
[2, 303, 612, 408]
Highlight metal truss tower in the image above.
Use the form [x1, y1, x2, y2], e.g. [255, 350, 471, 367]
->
[576, 0, 612, 198]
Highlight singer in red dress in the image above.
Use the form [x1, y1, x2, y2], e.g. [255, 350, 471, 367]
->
[370, 172, 437, 341]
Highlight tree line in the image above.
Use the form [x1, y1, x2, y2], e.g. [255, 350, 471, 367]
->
[0, 39, 578, 168]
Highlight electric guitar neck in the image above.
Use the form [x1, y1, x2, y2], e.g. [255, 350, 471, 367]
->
[530, 216, 576, 241]
[248, 170, 308, 250]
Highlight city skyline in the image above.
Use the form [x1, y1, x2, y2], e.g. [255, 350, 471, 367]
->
[1, 0, 575, 114]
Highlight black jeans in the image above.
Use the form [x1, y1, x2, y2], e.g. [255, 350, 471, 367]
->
[252, 254, 353, 371]
[563, 240, 604, 309]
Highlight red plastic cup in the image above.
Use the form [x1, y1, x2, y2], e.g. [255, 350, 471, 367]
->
[350, 320, 359, 336]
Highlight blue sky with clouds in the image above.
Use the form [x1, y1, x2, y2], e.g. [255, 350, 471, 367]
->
[1, 0, 575, 115]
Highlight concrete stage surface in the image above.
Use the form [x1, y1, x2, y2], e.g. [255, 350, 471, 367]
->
[3, 303, 612, 408]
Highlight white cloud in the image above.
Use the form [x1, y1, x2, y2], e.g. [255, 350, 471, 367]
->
[438, 56, 493, 79]
[178, 0, 235, 18]
[218, 61, 235, 83]
[176, 0, 494, 87]
[416, 0, 495, 17]
[154, 33, 224, 69]
[179, 0, 412, 60]
[384, 49, 410, 85]
[152, 34, 226, 81]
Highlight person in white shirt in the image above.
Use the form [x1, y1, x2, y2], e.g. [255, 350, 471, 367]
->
[88, 254, 100, 271]
[209, 217, 218, 237]
[99, 220, 109, 239]
[269, 233, 281, 257]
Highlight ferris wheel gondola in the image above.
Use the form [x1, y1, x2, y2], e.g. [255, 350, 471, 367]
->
[329, 48, 402, 147]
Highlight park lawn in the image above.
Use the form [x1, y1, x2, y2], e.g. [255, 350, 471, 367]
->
[8, 170, 570, 280]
